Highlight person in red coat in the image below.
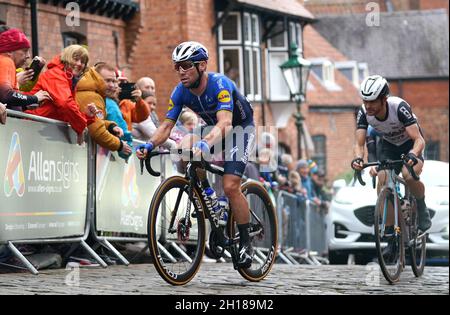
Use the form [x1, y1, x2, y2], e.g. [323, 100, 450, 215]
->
[26, 45, 90, 144]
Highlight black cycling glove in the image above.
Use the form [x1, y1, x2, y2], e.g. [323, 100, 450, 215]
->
[405, 152, 419, 166]
[351, 157, 364, 170]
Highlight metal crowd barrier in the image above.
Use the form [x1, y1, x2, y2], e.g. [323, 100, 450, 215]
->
[276, 190, 328, 265]
[0, 111, 107, 274]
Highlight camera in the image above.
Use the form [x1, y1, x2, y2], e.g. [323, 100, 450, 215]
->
[26, 57, 45, 81]
[118, 82, 136, 101]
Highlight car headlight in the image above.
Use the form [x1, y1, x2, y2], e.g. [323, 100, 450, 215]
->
[334, 193, 353, 205]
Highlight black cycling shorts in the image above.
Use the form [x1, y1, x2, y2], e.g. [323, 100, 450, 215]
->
[380, 139, 424, 174]
[202, 124, 256, 178]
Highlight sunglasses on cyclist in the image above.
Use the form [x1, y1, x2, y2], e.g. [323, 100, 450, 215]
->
[174, 61, 199, 72]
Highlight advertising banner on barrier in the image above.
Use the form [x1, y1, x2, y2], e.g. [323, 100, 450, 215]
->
[0, 119, 87, 242]
[95, 145, 161, 234]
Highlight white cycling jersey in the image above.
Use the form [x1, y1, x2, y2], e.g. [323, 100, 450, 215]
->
[356, 96, 419, 146]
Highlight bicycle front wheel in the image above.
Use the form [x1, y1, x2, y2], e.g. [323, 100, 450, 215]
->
[409, 198, 427, 277]
[148, 176, 206, 286]
[228, 181, 278, 282]
[374, 187, 404, 284]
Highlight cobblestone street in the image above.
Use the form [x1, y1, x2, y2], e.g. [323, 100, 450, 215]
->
[0, 263, 448, 295]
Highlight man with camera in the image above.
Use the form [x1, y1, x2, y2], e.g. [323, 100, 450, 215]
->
[0, 28, 51, 111]
[117, 73, 150, 132]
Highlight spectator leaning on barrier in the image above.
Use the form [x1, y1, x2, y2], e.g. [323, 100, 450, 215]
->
[95, 62, 133, 160]
[26, 45, 90, 145]
[0, 102, 6, 124]
[1, 23, 45, 94]
[0, 28, 51, 111]
[75, 65, 132, 158]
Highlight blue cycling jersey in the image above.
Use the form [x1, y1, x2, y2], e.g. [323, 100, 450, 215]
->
[165, 73, 254, 127]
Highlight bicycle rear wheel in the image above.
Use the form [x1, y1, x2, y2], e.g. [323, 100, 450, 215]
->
[228, 181, 278, 282]
[409, 198, 427, 277]
[148, 176, 206, 286]
[374, 187, 404, 284]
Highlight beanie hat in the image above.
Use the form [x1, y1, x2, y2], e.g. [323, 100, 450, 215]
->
[296, 159, 309, 170]
[0, 29, 31, 53]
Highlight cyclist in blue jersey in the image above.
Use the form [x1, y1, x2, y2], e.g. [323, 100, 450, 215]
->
[136, 41, 256, 268]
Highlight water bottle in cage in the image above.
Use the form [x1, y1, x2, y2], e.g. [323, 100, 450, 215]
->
[204, 187, 222, 222]
[217, 196, 229, 226]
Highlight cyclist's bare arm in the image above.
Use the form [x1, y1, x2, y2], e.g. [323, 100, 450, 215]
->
[149, 119, 175, 148]
[353, 129, 367, 169]
[202, 110, 233, 147]
[405, 124, 425, 157]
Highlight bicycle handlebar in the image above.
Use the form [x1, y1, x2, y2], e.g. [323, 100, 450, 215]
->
[352, 154, 420, 186]
[140, 149, 224, 177]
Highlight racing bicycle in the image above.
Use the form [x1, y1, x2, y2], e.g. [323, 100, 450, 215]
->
[141, 149, 278, 286]
[353, 155, 427, 284]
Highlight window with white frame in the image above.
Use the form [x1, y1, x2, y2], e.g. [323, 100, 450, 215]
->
[312, 135, 327, 175]
[358, 63, 369, 83]
[218, 12, 261, 101]
[266, 19, 304, 101]
[267, 51, 290, 101]
[289, 22, 303, 52]
[335, 61, 359, 87]
[310, 58, 341, 91]
[268, 21, 287, 50]
[220, 47, 243, 91]
[219, 12, 241, 44]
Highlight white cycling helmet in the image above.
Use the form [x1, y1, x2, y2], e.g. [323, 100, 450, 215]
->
[359, 75, 390, 101]
[172, 41, 209, 63]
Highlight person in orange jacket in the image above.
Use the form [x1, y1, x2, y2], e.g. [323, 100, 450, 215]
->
[0, 28, 51, 111]
[116, 71, 150, 131]
[26, 45, 90, 145]
[75, 66, 132, 157]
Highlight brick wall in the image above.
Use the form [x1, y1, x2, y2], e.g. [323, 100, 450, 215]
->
[1, 0, 128, 70]
[420, 0, 449, 11]
[390, 79, 449, 161]
[306, 110, 358, 181]
[129, 0, 218, 121]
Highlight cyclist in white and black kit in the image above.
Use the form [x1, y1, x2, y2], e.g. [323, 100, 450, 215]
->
[352, 75, 431, 232]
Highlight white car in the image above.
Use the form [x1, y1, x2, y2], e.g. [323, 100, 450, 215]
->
[327, 160, 449, 264]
